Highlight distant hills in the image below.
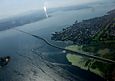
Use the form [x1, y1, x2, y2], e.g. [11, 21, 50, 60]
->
[0, 4, 93, 31]
[0, 10, 46, 31]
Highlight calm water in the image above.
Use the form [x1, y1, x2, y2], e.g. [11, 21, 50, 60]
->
[0, 1, 114, 81]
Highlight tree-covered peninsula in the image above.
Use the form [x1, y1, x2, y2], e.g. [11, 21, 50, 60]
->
[51, 9, 115, 81]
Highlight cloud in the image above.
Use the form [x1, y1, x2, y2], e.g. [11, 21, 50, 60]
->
[0, 0, 104, 19]
[45, 0, 101, 8]
[0, 0, 43, 19]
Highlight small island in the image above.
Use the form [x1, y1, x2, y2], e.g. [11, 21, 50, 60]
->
[51, 9, 115, 81]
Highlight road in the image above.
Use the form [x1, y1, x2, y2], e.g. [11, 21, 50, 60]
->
[15, 29, 115, 64]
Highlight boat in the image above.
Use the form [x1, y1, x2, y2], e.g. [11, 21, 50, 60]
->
[0, 56, 11, 67]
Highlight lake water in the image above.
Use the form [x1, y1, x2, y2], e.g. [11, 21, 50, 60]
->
[0, 1, 114, 81]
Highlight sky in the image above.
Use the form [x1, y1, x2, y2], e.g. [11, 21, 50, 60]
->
[0, 0, 106, 19]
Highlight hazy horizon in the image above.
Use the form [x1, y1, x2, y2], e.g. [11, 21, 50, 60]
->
[0, 0, 108, 19]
